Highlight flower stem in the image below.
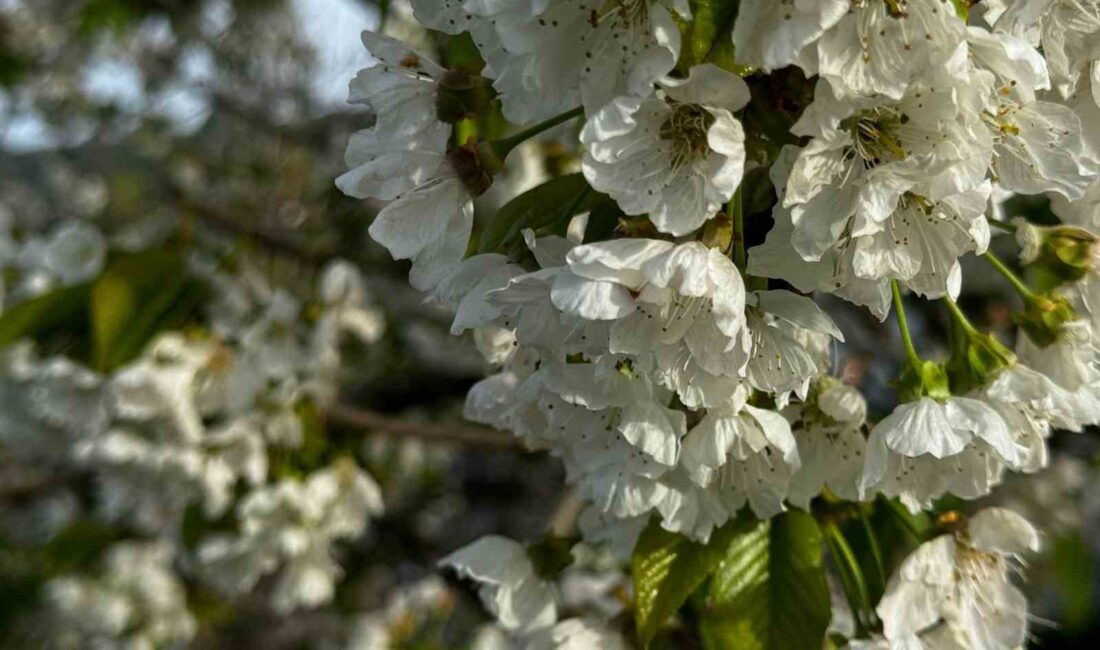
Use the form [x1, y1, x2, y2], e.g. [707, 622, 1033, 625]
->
[858, 510, 887, 598]
[491, 106, 584, 160]
[824, 522, 874, 636]
[987, 218, 1016, 234]
[983, 251, 1039, 302]
[942, 296, 979, 337]
[890, 280, 922, 369]
[731, 185, 746, 271]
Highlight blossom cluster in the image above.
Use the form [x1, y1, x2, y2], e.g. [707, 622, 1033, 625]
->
[339, 0, 1100, 647]
[0, 219, 387, 645]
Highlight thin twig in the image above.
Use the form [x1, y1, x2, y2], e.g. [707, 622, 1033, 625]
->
[325, 403, 522, 451]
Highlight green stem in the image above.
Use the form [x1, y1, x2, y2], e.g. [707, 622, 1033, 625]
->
[883, 498, 926, 545]
[491, 106, 584, 160]
[890, 280, 922, 369]
[824, 523, 873, 635]
[987, 218, 1017, 234]
[731, 186, 746, 271]
[983, 251, 1039, 302]
[942, 296, 979, 337]
[858, 510, 887, 598]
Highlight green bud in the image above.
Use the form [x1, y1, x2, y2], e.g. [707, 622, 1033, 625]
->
[946, 328, 1016, 395]
[1013, 292, 1077, 348]
[896, 359, 951, 403]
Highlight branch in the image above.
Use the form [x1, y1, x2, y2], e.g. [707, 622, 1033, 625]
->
[325, 403, 523, 451]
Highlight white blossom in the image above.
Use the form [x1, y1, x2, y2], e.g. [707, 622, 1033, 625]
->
[877, 507, 1040, 649]
[581, 64, 749, 236]
[860, 396, 1021, 512]
[441, 535, 557, 633]
[787, 380, 868, 508]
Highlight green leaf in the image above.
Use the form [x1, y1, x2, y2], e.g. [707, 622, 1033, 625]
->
[632, 516, 746, 647]
[478, 173, 602, 253]
[90, 249, 200, 371]
[699, 511, 830, 650]
[0, 283, 91, 349]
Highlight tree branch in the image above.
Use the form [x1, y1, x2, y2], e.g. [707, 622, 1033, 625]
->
[325, 403, 522, 451]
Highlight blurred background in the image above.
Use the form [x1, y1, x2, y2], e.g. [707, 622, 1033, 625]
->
[0, 1, 1097, 647]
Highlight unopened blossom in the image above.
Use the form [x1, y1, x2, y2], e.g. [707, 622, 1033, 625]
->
[581, 63, 749, 236]
[877, 507, 1040, 649]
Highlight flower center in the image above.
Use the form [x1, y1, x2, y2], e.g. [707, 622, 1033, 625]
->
[606, 0, 650, 29]
[954, 543, 1006, 588]
[660, 103, 714, 170]
[843, 106, 910, 168]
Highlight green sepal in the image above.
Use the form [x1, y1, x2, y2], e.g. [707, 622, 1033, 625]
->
[1030, 225, 1097, 287]
[1013, 292, 1077, 348]
[895, 360, 951, 403]
[945, 327, 1016, 395]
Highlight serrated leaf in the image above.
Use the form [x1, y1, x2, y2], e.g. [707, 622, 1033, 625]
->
[632, 516, 747, 647]
[699, 511, 830, 650]
[478, 173, 602, 253]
